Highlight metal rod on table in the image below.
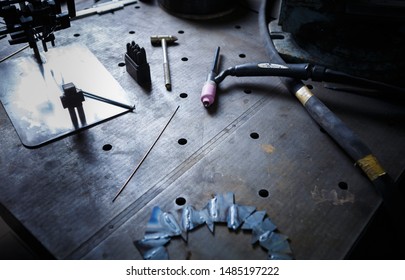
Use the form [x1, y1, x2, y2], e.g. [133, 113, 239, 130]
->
[82, 91, 135, 111]
[0, 44, 29, 63]
[112, 105, 180, 202]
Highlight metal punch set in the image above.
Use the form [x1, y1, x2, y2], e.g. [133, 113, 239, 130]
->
[1, 0, 405, 260]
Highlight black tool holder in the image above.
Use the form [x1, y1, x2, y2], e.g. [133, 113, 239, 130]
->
[125, 41, 151, 87]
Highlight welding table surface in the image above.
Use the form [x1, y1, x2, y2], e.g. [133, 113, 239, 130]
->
[1, 1, 405, 260]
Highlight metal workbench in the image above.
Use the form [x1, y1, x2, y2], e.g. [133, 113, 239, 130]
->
[1, 0, 405, 260]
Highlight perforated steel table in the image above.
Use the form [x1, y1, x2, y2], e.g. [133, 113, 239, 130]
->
[1, 0, 404, 260]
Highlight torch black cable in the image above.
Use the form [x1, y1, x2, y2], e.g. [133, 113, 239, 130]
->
[258, 0, 371, 161]
[323, 68, 405, 102]
[259, 0, 405, 245]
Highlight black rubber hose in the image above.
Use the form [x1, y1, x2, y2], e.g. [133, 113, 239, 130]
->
[259, 0, 405, 247]
[259, 1, 371, 163]
[323, 68, 405, 100]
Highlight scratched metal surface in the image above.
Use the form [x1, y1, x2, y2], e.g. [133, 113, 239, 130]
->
[1, 0, 405, 260]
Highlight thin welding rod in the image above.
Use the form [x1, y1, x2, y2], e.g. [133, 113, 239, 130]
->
[0, 44, 29, 63]
[112, 105, 180, 202]
[211, 46, 221, 74]
[82, 91, 135, 111]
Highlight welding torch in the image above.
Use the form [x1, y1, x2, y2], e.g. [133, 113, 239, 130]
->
[200, 60, 405, 108]
[200, 0, 405, 248]
[201, 46, 221, 107]
[256, 0, 405, 249]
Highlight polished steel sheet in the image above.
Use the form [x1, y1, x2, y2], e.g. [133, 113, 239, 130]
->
[0, 44, 131, 148]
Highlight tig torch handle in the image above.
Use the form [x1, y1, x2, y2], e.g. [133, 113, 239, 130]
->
[294, 84, 405, 237]
[233, 62, 313, 80]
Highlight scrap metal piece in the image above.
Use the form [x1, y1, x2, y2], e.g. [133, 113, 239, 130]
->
[198, 207, 214, 233]
[138, 244, 169, 260]
[202, 192, 235, 233]
[181, 205, 205, 232]
[260, 232, 290, 253]
[145, 246, 169, 260]
[241, 210, 266, 230]
[227, 204, 256, 231]
[251, 218, 277, 244]
[134, 235, 170, 260]
[179, 205, 205, 241]
[134, 192, 294, 260]
[144, 206, 182, 238]
[208, 192, 235, 222]
[269, 253, 294, 260]
[227, 204, 239, 231]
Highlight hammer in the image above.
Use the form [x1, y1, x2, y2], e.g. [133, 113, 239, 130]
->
[151, 35, 178, 91]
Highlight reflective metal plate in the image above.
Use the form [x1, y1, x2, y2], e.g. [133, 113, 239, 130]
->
[0, 43, 132, 148]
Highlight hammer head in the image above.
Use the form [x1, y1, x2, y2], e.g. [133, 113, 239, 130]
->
[150, 35, 178, 45]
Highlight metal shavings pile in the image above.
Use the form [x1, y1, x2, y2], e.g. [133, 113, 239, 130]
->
[134, 192, 293, 260]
